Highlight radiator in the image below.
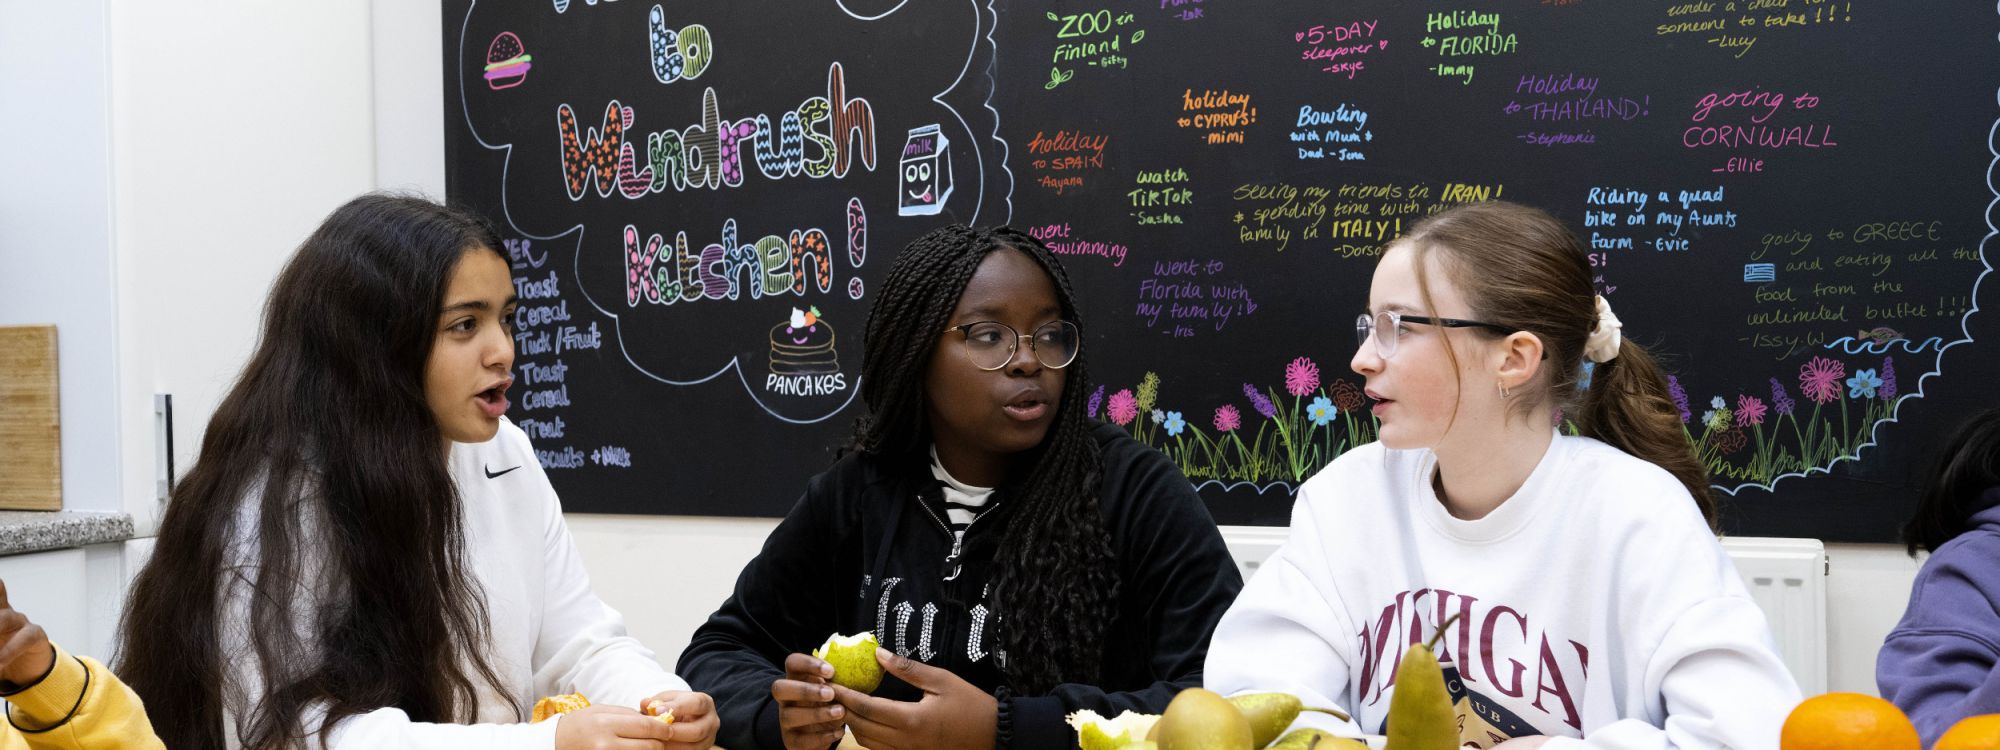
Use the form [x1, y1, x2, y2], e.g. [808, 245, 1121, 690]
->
[1721, 536, 1829, 695]
[1219, 528, 1829, 695]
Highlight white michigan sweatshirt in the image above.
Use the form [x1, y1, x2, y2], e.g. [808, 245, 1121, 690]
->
[219, 418, 688, 748]
[1204, 434, 1801, 749]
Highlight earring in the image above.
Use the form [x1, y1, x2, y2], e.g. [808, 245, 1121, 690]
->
[1498, 380, 1511, 399]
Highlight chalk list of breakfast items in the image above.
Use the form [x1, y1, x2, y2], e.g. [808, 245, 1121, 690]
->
[502, 238, 627, 471]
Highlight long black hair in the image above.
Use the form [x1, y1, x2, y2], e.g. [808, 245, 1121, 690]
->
[1903, 408, 2000, 556]
[116, 194, 515, 748]
[853, 225, 1118, 694]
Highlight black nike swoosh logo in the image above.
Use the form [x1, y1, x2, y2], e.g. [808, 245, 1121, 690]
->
[484, 465, 522, 479]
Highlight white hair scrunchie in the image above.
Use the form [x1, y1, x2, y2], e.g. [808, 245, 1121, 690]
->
[1585, 295, 1623, 363]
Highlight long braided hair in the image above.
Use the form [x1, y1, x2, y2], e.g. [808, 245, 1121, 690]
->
[853, 224, 1120, 694]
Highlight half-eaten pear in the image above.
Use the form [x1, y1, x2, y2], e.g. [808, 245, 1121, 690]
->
[1066, 708, 1162, 750]
[811, 632, 885, 694]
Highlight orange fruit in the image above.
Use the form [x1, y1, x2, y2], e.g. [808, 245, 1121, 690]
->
[1779, 693, 1919, 750]
[1938, 714, 2000, 750]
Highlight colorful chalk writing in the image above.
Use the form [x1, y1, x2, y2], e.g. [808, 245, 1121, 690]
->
[1045, 9, 1147, 89]
[1683, 87, 1836, 174]
[622, 203, 866, 306]
[449, 0, 1997, 539]
[1024, 223, 1130, 267]
[1160, 0, 1203, 22]
[1290, 103, 1373, 161]
[1420, 10, 1517, 84]
[647, 5, 713, 84]
[504, 236, 618, 471]
[1025, 129, 1109, 195]
[1294, 19, 1385, 79]
[1130, 167, 1193, 225]
[1178, 88, 1255, 145]
[1657, 0, 1855, 59]
[557, 64, 876, 198]
[1229, 180, 1504, 255]
[1501, 73, 1651, 147]
[1134, 258, 1260, 337]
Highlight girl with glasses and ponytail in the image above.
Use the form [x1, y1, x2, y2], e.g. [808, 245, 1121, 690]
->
[1206, 201, 1802, 748]
[678, 225, 1243, 750]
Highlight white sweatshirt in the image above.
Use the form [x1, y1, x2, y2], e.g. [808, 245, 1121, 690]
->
[1204, 435, 1801, 749]
[219, 418, 687, 748]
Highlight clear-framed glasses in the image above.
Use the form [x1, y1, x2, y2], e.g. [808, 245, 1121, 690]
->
[1355, 310, 1517, 359]
[942, 320, 1081, 371]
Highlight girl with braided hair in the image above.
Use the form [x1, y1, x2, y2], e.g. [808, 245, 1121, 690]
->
[1206, 201, 1801, 748]
[679, 225, 1243, 750]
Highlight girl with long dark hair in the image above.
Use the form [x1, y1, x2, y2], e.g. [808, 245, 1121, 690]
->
[116, 194, 718, 749]
[1206, 201, 1801, 748]
[677, 225, 1243, 750]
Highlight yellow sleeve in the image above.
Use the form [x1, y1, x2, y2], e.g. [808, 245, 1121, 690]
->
[2, 644, 165, 750]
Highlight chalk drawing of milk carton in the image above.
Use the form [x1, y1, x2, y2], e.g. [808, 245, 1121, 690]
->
[898, 124, 953, 216]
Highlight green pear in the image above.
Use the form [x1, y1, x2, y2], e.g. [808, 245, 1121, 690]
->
[1269, 728, 1370, 749]
[1227, 693, 1352, 748]
[1385, 615, 1461, 750]
[1153, 688, 1253, 750]
[1065, 708, 1161, 750]
[810, 632, 884, 693]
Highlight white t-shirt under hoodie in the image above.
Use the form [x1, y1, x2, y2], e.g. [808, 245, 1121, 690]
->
[1204, 434, 1801, 749]
[219, 418, 688, 748]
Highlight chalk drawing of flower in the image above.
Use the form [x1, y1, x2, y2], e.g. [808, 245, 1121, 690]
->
[1800, 356, 1845, 405]
[1847, 369, 1882, 400]
[1668, 375, 1691, 423]
[1284, 357, 1321, 397]
[1244, 383, 1276, 419]
[1332, 380, 1364, 412]
[1107, 389, 1138, 426]
[1213, 405, 1242, 433]
[1306, 396, 1336, 427]
[1736, 395, 1767, 427]
[1769, 378, 1795, 416]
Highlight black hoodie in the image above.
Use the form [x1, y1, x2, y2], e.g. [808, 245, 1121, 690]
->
[678, 422, 1244, 749]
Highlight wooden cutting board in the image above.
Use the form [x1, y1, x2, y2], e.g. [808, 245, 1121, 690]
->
[0, 325, 60, 510]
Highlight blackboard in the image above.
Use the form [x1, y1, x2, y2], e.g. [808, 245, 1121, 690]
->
[444, 0, 1999, 542]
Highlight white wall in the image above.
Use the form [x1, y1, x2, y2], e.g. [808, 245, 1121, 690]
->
[108, 0, 379, 535]
[0, 0, 121, 515]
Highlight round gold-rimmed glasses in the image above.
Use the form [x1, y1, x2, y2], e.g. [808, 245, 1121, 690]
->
[942, 320, 1081, 371]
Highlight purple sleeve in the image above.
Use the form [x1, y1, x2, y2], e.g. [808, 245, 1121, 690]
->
[1877, 544, 2000, 746]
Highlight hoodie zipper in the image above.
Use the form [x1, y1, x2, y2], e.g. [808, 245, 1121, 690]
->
[917, 497, 990, 582]
[917, 491, 1000, 668]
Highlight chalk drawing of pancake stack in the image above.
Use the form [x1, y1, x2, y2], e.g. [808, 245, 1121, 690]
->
[769, 307, 839, 375]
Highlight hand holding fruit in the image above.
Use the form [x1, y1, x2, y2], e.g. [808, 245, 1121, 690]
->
[553, 704, 680, 750]
[639, 690, 719, 749]
[772, 651, 846, 750]
[829, 646, 997, 750]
